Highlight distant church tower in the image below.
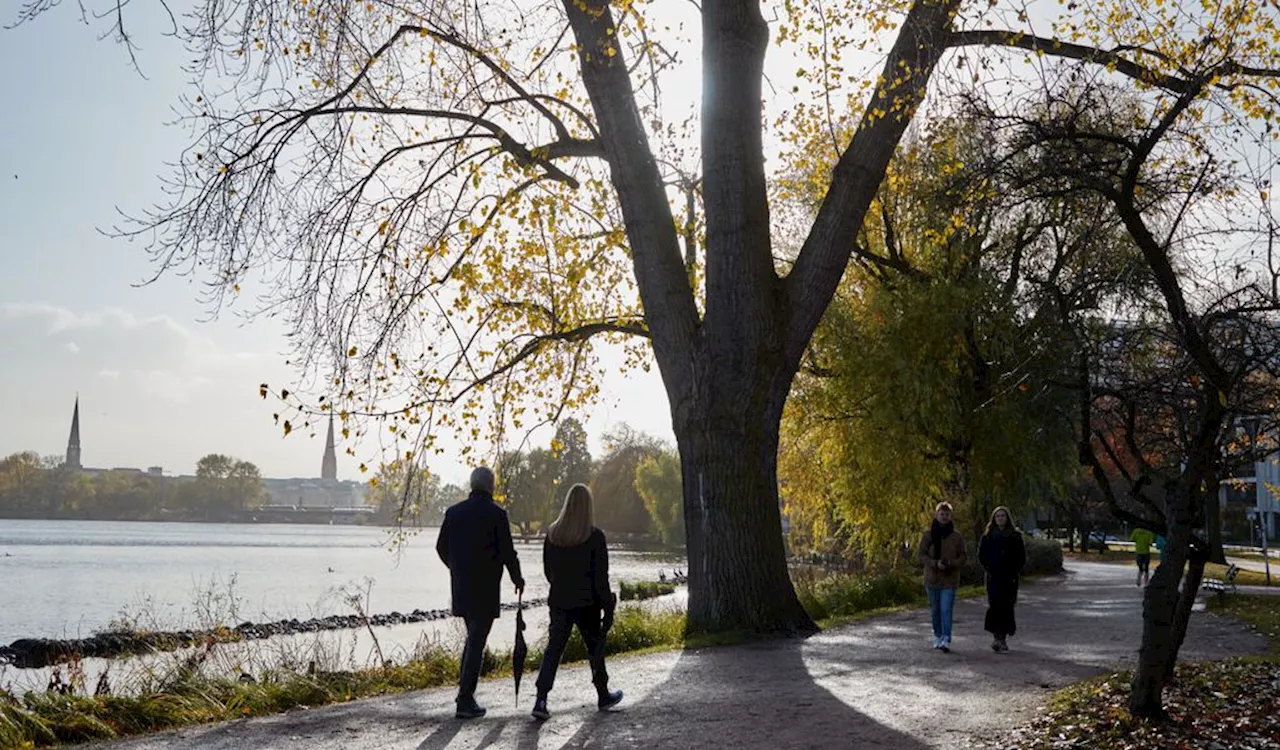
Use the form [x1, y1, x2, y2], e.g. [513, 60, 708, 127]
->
[65, 395, 83, 470]
[321, 413, 338, 481]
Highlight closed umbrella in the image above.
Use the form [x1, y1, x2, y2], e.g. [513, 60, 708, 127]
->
[512, 592, 528, 705]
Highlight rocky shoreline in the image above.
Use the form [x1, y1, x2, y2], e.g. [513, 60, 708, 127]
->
[0, 598, 547, 670]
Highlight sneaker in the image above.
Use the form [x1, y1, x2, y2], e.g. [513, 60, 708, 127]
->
[598, 689, 624, 711]
[531, 697, 550, 721]
[933, 637, 943, 649]
[455, 700, 487, 719]
[940, 639, 951, 653]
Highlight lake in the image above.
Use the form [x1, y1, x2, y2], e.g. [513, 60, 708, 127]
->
[0, 520, 684, 654]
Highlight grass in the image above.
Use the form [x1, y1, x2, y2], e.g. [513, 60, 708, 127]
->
[618, 580, 677, 601]
[977, 594, 1280, 750]
[0, 605, 688, 748]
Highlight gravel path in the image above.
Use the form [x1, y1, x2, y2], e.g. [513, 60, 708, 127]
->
[95, 562, 1267, 750]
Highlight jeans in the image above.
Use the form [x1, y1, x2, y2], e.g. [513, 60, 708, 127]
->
[535, 606, 609, 697]
[926, 585, 957, 642]
[458, 616, 495, 704]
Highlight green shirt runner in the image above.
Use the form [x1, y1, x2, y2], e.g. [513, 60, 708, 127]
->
[1130, 528, 1154, 555]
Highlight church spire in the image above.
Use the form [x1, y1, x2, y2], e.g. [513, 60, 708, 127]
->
[321, 413, 337, 481]
[66, 395, 82, 470]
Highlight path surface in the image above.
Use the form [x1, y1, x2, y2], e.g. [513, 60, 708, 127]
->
[96, 563, 1266, 750]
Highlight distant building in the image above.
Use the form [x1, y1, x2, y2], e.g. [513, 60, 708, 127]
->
[65, 396, 82, 470]
[321, 414, 338, 481]
[261, 412, 365, 509]
[59, 394, 365, 509]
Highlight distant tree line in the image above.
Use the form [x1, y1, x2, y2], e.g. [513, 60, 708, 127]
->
[371, 419, 684, 545]
[0, 452, 265, 522]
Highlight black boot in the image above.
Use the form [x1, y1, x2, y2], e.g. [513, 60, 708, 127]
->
[531, 693, 550, 721]
[597, 688, 623, 711]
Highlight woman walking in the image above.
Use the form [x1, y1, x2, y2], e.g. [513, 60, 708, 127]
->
[531, 484, 624, 720]
[978, 506, 1027, 653]
[916, 502, 967, 652]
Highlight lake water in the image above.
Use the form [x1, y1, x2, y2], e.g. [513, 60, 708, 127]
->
[0, 520, 685, 654]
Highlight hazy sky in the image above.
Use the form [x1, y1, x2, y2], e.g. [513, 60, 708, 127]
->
[0, 6, 677, 484]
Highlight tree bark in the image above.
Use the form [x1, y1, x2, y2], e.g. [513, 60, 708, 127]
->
[1164, 534, 1208, 682]
[1204, 493, 1227, 564]
[676, 369, 816, 635]
[1129, 518, 1189, 717]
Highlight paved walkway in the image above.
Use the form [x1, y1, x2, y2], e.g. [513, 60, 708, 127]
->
[97, 562, 1266, 750]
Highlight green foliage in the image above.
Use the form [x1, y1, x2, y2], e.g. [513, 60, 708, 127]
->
[792, 569, 926, 622]
[635, 451, 684, 545]
[0, 452, 266, 522]
[780, 121, 1090, 562]
[619, 580, 676, 601]
[549, 606, 685, 664]
[499, 448, 559, 535]
[591, 425, 662, 536]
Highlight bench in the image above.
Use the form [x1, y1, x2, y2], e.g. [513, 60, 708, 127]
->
[1202, 564, 1240, 596]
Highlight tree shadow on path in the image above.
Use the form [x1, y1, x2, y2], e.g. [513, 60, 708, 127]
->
[546, 636, 934, 750]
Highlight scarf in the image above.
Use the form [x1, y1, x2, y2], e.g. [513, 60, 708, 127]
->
[930, 519, 954, 560]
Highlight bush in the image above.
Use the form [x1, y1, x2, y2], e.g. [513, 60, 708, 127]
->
[619, 580, 677, 601]
[550, 606, 685, 664]
[794, 569, 925, 621]
[1024, 536, 1064, 575]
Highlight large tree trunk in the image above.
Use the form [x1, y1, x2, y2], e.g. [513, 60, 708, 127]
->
[567, 0, 960, 636]
[676, 377, 816, 636]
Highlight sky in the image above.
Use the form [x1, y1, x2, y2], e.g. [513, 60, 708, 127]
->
[0, 5, 678, 485]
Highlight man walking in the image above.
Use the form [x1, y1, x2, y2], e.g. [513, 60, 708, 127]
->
[437, 466, 524, 718]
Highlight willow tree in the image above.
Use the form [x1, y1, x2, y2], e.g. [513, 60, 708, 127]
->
[28, 0, 1280, 637]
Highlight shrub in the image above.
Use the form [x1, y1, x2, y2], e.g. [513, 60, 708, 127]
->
[619, 580, 677, 601]
[793, 569, 925, 621]
[1024, 536, 1064, 575]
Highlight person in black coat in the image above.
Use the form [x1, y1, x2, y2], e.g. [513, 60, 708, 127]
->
[530, 484, 623, 721]
[978, 506, 1027, 653]
[436, 466, 524, 718]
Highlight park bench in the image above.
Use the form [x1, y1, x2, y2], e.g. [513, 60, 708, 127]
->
[1202, 564, 1240, 597]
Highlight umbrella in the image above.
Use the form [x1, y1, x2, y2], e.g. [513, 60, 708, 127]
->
[512, 592, 528, 706]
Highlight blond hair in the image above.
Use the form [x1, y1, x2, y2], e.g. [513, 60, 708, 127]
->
[547, 484, 595, 547]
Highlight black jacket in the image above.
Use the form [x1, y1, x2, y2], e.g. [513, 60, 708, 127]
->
[436, 490, 524, 619]
[978, 529, 1027, 580]
[543, 527, 611, 610]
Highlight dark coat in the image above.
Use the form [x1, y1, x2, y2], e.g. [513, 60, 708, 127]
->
[436, 490, 524, 619]
[543, 527, 611, 610]
[979, 528, 1026, 637]
[978, 528, 1027, 580]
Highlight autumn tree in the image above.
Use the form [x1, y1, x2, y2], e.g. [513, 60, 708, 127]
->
[995, 65, 1280, 716]
[26, 0, 1280, 637]
[779, 118, 1112, 561]
[369, 459, 443, 526]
